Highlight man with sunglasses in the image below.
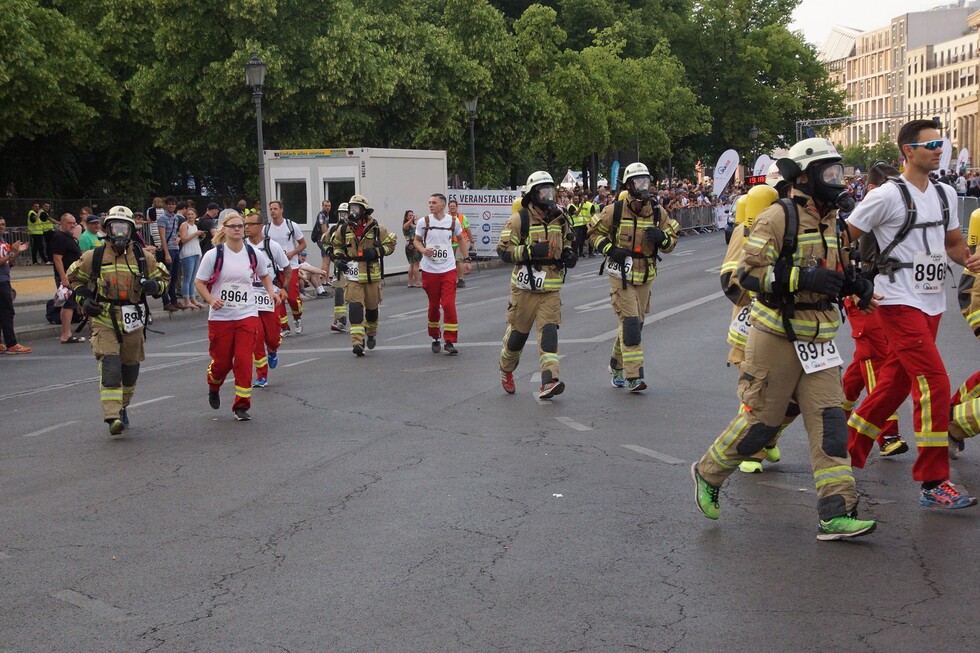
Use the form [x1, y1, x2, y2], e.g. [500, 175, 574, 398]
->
[846, 119, 980, 510]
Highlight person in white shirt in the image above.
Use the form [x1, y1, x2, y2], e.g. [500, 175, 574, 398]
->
[264, 200, 307, 335]
[414, 193, 470, 354]
[245, 214, 291, 389]
[195, 212, 280, 421]
[846, 119, 980, 510]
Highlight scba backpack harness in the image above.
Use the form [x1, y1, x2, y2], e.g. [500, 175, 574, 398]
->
[856, 176, 951, 282]
[336, 221, 384, 283]
[89, 242, 154, 342]
[517, 208, 571, 286]
[597, 200, 664, 289]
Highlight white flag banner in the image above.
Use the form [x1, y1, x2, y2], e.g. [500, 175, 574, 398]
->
[752, 155, 772, 176]
[713, 149, 740, 194]
[957, 147, 970, 172]
[940, 138, 953, 173]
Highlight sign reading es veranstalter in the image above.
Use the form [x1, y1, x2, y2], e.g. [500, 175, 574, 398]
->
[449, 190, 522, 258]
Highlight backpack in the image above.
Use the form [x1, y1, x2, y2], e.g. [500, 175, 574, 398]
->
[420, 215, 456, 247]
[88, 242, 152, 338]
[597, 200, 662, 288]
[205, 243, 259, 291]
[263, 219, 297, 248]
[856, 177, 950, 282]
[262, 236, 284, 284]
[337, 221, 384, 283]
[311, 212, 326, 245]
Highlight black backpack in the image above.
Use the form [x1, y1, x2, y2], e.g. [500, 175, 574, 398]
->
[856, 176, 950, 281]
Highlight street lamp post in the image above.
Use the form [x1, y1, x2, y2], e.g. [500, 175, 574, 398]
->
[245, 53, 268, 216]
[748, 125, 759, 176]
[464, 98, 478, 189]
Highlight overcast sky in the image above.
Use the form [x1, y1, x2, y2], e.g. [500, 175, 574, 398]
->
[790, 0, 969, 47]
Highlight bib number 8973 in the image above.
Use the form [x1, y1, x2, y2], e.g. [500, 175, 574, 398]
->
[794, 339, 843, 374]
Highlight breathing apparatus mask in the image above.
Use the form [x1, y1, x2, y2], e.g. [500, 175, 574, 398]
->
[348, 203, 364, 222]
[532, 184, 562, 220]
[107, 220, 133, 255]
[627, 175, 659, 208]
[803, 161, 854, 214]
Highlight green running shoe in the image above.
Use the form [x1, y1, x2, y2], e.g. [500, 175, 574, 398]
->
[738, 460, 764, 473]
[691, 462, 720, 520]
[764, 445, 781, 463]
[816, 515, 876, 541]
[108, 419, 125, 437]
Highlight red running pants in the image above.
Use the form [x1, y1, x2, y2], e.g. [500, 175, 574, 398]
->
[848, 305, 949, 482]
[841, 309, 898, 443]
[421, 270, 458, 343]
[253, 310, 282, 381]
[207, 317, 259, 411]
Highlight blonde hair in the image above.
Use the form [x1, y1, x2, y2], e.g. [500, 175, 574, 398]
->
[212, 211, 244, 245]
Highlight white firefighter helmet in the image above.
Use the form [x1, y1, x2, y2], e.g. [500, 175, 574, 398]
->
[765, 162, 784, 188]
[104, 205, 136, 229]
[786, 138, 842, 173]
[521, 171, 555, 207]
[622, 162, 651, 186]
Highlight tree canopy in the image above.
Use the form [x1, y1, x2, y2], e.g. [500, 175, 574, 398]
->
[1, 0, 843, 201]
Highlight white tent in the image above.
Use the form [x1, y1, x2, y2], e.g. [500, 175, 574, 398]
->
[559, 169, 607, 190]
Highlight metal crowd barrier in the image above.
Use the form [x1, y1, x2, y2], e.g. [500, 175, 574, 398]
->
[671, 206, 718, 235]
[958, 197, 980, 233]
[3, 226, 33, 265]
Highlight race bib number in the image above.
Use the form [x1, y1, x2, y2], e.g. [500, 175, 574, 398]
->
[729, 305, 751, 339]
[218, 282, 250, 309]
[514, 266, 547, 291]
[343, 261, 360, 282]
[429, 244, 452, 261]
[912, 252, 946, 293]
[607, 256, 633, 279]
[794, 339, 843, 374]
[252, 287, 275, 312]
[120, 304, 145, 334]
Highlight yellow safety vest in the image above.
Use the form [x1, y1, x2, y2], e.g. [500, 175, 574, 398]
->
[27, 210, 44, 235]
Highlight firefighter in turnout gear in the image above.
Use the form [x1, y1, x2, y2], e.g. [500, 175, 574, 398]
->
[949, 207, 980, 456]
[67, 206, 170, 437]
[692, 138, 880, 540]
[496, 171, 577, 400]
[322, 203, 350, 333]
[588, 162, 679, 393]
[720, 182, 800, 473]
[330, 195, 396, 356]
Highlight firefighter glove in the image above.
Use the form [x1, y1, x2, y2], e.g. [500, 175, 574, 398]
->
[607, 246, 629, 265]
[81, 297, 103, 317]
[560, 248, 578, 269]
[141, 278, 164, 298]
[798, 267, 844, 296]
[361, 247, 380, 261]
[645, 226, 668, 247]
[529, 241, 551, 259]
[842, 275, 875, 309]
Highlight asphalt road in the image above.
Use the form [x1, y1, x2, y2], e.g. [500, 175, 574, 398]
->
[1, 231, 978, 652]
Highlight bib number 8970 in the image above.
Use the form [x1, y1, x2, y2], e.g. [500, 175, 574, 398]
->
[515, 268, 544, 291]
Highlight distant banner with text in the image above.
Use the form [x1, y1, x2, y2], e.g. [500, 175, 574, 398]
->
[713, 149, 740, 194]
[449, 190, 522, 258]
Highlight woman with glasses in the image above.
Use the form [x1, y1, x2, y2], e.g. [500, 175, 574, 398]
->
[194, 213, 280, 421]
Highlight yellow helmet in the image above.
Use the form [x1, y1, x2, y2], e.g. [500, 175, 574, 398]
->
[734, 196, 746, 226]
[512, 196, 523, 214]
[743, 184, 778, 229]
[618, 190, 630, 201]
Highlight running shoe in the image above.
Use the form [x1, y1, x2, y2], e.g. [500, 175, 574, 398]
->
[353, 344, 365, 357]
[691, 462, 720, 520]
[538, 379, 565, 400]
[252, 378, 268, 389]
[108, 419, 125, 437]
[367, 335, 376, 350]
[330, 320, 346, 333]
[267, 351, 278, 369]
[609, 366, 626, 388]
[879, 434, 909, 457]
[281, 329, 291, 338]
[431, 340, 441, 353]
[817, 515, 876, 541]
[5, 344, 32, 354]
[457, 279, 466, 288]
[234, 409, 251, 421]
[119, 408, 129, 428]
[0, 344, 5, 352]
[627, 378, 647, 393]
[764, 445, 781, 463]
[920, 480, 977, 509]
[208, 391, 220, 410]
[501, 371, 516, 395]
[739, 460, 764, 473]
[294, 319, 303, 335]
[444, 342, 458, 356]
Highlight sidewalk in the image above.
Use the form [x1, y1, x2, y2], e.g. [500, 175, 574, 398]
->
[9, 263, 57, 307]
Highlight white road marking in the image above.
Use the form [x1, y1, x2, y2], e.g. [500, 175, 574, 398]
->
[386, 329, 428, 341]
[555, 416, 592, 431]
[573, 297, 611, 313]
[52, 589, 133, 622]
[530, 372, 541, 383]
[127, 395, 174, 408]
[162, 337, 209, 348]
[589, 291, 725, 342]
[704, 265, 723, 273]
[621, 445, 684, 465]
[280, 357, 320, 368]
[22, 421, 80, 438]
[0, 551, 9, 559]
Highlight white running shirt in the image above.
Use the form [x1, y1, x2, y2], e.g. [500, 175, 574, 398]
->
[264, 219, 303, 269]
[253, 238, 289, 291]
[417, 214, 461, 274]
[196, 244, 270, 321]
[847, 177, 959, 316]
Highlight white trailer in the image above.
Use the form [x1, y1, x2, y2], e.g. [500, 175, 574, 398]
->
[262, 147, 448, 274]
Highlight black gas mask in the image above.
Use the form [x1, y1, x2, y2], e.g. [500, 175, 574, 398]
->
[532, 184, 563, 220]
[107, 220, 133, 255]
[804, 161, 853, 213]
[627, 176, 659, 208]
[348, 204, 365, 222]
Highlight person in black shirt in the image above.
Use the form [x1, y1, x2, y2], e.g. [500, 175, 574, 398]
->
[50, 213, 84, 343]
[199, 203, 220, 254]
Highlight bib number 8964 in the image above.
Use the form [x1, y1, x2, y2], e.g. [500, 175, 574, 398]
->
[220, 288, 249, 304]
